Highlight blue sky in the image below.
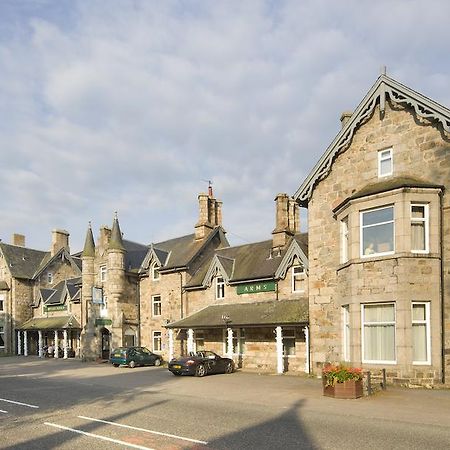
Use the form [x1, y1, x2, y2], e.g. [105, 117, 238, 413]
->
[1, 0, 449, 252]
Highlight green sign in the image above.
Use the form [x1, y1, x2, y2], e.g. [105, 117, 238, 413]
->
[44, 305, 67, 312]
[95, 318, 112, 326]
[236, 281, 276, 295]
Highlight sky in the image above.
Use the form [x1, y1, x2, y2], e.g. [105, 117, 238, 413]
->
[1, 0, 449, 253]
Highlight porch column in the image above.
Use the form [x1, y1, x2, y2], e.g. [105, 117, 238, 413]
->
[303, 326, 310, 374]
[226, 328, 233, 358]
[17, 331, 22, 356]
[38, 330, 43, 358]
[63, 329, 68, 359]
[187, 329, 194, 354]
[54, 330, 59, 358]
[275, 326, 283, 374]
[168, 329, 174, 361]
[24, 331, 28, 356]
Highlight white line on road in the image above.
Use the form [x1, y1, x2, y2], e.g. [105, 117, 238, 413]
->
[44, 422, 155, 450]
[0, 409, 7, 414]
[0, 398, 39, 409]
[78, 415, 208, 445]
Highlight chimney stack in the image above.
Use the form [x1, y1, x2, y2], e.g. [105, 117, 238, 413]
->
[12, 234, 25, 247]
[51, 229, 70, 256]
[272, 194, 299, 248]
[195, 191, 223, 240]
[340, 111, 352, 128]
[99, 226, 112, 250]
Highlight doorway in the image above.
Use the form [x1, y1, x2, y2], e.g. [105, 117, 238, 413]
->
[100, 328, 111, 359]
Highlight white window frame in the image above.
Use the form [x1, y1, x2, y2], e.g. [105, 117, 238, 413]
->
[342, 305, 350, 362]
[291, 266, 305, 293]
[341, 216, 349, 263]
[152, 295, 162, 317]
[100, 265, 107, 282]
[47, 272, 53, 284]
[152, 331, 162, 353]
[411, 204, 429, 254]
[378, 148, 393, 177]
[361, 302, 397, 364]
[0, 326, 4, 348]
[151, 264, 160, 281]
[360, 205, 395, 258]
[412, 302, 431, 365]
[216, 276, 225, 300]
[0, 294, 4, 312]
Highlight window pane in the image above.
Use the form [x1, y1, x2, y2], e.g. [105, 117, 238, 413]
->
[380, 158, 392, 175]
[413, 324, 427, 361]
[283, 338, 296, 356]
[411, 223, 425, 250]
[363, 207, 393, 226]
[363, 222, 394, 254]
[364, 304, 395, 322]
[411, 206, 425, 219]
[364, 324, 395, 361]
[412, 304, 426, 321]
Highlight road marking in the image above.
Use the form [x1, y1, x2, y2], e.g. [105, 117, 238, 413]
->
[78, 415, 208, 445]
[44, 422, 155, 450]
[0, 409, 7, 414]
[0, 398, 39, 409]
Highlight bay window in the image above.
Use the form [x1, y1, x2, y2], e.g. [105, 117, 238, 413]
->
[342, 305, 350, 362]
[153, 331, 162, 352]
[362, 303, 396, 363]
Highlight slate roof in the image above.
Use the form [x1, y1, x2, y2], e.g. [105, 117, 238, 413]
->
[18, 315, 81, 330]
[123, 239, 149, 272]
[166, 299, 309, 329]
[333, 176, 445, 213]
[40, 277, 82, 305]
[154, 228, 228, 272]
[0, 243, 47, 279]
[186, 233, 308, 288]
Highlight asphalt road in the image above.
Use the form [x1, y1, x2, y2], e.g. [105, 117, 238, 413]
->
[1, 357, 450, 449]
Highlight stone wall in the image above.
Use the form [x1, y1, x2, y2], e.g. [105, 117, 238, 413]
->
[307, 101, 450, 383]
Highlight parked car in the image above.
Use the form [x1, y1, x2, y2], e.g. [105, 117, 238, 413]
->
[110, 347, 163, 368]
[168, 350, 234, 377]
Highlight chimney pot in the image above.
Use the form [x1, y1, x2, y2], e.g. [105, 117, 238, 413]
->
[51, 229, 70, 256]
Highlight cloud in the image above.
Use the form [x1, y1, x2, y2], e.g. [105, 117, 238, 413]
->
[0, 0, 449, 251]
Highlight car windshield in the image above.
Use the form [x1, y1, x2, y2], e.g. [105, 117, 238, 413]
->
[112, 348, 127, 356]
[195, 351, 217, 359]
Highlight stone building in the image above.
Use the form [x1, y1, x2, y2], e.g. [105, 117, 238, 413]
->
[165, 193, 310, 374]
[294, 74, 450, 385]
[0, 230, 82, 357]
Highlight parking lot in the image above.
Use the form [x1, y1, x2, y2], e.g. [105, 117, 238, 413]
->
[1, 356, 450, 449]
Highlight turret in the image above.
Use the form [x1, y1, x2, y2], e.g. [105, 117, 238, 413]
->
[107, 213, 126, 302]
[81, 222, 96, 329]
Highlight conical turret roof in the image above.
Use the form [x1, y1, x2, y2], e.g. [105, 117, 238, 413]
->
[109, 213, 125, 251]
[82, 222, 95, 257]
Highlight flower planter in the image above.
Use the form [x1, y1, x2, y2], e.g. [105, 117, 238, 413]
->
[323, 379, 363, 399]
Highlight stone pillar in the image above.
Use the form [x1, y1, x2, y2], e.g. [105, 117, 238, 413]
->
[63, 330, 68, 359]
[54, 330, 59, 358]
[227, 328, 233, 358]
[38, 331, 43, 358]
[187, 329, 194, 354]
[17, 331, 22, 356]
[303, 326, 310, 374]
[168, 329, 174, 361]
[24, 331, 28, 356]
[276, 326, 283, 374]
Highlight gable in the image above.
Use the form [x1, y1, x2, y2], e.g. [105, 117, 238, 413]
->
[294, 74, 450, 206]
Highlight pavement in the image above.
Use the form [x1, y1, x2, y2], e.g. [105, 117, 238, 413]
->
[1, 356, 450, 449]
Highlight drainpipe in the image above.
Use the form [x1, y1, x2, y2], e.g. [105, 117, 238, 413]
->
[439, 191, 446, 384]
[136, 277, 141, 346]
[179, 272, 184, 318]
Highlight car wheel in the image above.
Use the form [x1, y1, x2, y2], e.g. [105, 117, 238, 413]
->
[113, 364, 119, 368]
[154, 358, 161, 367]
[195, 364, 206, 377]
[129, 360, 136, 368]
[225, 362, 234, 374]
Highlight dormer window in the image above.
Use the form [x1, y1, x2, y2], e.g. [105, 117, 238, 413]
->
[152, 264, 160, 281]
[47, 272, 53, 284]
[378, 148, 393, 177]
[100, 265, 107, 282]
[216, 277, 225, 300]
